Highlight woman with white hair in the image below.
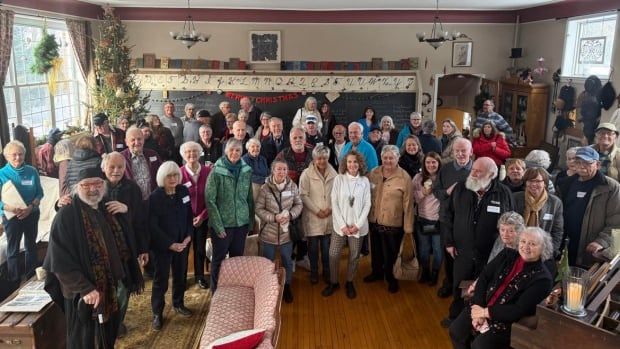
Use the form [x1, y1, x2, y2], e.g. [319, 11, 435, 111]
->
[179, 142, 212, 289]
[237, 109, 255, 137]
[241, 138, 269, 202]
[292, 96, 323, 132]
[555, 146, 579, 187]
[148, 161, 194, 330]
[0, 140, 44, 285]
[380, 115, 399, 145]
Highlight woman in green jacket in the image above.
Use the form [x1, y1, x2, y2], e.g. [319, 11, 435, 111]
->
[205, 139, 254, 291]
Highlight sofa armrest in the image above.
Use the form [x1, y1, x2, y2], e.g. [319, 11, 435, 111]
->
[218, 256, 275, 288]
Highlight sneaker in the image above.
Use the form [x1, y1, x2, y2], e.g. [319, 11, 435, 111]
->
[283, 284, 294, 303]
[440, 317, 453, 328]
[173, 305, 192, 317]
[363, 273, 383, 283]
[152, 315, 163, 331]
[345, 282, 356, 299]
[295, 257, 311, 271]
[321, 283, 340, 297]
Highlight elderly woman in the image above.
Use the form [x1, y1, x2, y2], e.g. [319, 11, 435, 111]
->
[237, 110, 255, 138]
[502, 158, 526, 193]
[242, 138, 269, 203]
[396, 112, 423, 148]
[54, 139, 74, 194]
[254, 112, 272, 142]
[366, 145, 415, 293]
[256, 160, 303, 303]
[322, 150, 371, 299]
[473, 121, 511, 166]
[555, 147, 579, 186]
[293, 96, 323, 132]
[412, 151, 443, 285]
[380, 115, 399, 145]
[197, 125, 221, 166]
[206, 139, 254, 292]
[179, 142, 211, 289]
[299, 145, 338, 285]
[398, 135, 424, 178]
[149, 161, 193, 330]
[221, 112, 238, 144]
[0, 140, 44, 284]
[63, 135, 101, 196]
[441, 119, 462, 161]
[488, 212, 525, 262]
[357, 106, 378, 140]
[449, 227, 553, 349]
[514, 168, 563, 261]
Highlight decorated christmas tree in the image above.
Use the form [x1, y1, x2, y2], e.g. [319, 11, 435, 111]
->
[91, 6, 149, 123]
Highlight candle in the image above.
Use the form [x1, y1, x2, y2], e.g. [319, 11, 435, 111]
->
[566, 282, 583, 311]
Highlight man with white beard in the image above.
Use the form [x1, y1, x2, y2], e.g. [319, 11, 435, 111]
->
[440, 157, 514, 327]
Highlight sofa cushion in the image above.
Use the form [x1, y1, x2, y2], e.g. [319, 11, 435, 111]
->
[201, 285, 255, 345]
[218, 256, 275, 288]
[208, 328, 265, 349]
[253, 272, 279, 341]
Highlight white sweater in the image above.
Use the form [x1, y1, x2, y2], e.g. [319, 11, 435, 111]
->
[331, 174, 371, 237]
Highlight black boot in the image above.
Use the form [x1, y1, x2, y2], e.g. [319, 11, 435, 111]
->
[419, 267, 431, 283]
[345, 282, 356, 299]
[283, 284, 294, 303]
[429, 270, 439, 286]
[321, 283, 340, 297]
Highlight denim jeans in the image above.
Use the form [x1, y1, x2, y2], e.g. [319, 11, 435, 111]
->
[416, 231, 443, 272]
[307, 235, 330, 277]
[262, 241, 293, 285]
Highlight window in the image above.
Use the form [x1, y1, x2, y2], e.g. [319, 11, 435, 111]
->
[3, 15, 86, 138]
[561, 12, 617, 79]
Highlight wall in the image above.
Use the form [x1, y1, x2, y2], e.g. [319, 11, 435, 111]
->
[519, 16, 620, 141]
[122, 21, 516, 119]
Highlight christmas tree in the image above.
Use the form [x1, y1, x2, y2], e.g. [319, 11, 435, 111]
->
[91, 6, 149, 124]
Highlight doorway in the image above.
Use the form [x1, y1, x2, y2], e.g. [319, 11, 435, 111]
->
[432, 73, 485, 137]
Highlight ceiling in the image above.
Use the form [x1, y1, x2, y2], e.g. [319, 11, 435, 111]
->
[80, 0, 562, 11]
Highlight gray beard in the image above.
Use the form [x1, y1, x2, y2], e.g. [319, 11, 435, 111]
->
[78, 191, 104, 208]
[465, 176, 492, 192]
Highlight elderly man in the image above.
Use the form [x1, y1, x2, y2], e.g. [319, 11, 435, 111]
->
[160, 102, 184, 150]
[396, 112, 423, 148]
[182, 103, 196, 124]
[93, 113, 126, 155]
[211, 101, 232, 141]
[121, 126, 162, 200]
[101, 152, 149, 336]
[591, 123, 619, 181]
[275, 127, 312, 184]
[183, 109, 209, 143]
[474, 100, 513, 136]
[557, 147, 620, 267]
[260, 117, 289, 166]
[441, 157, 514, 327]
[239, 96, 263, 130]
[304, 115, 323, 147]
[222, 120, 250, 155]
[328, 124, 347, 169]
[433, 137, 473, 298]
[45, 167, 142, 349]
[339, 122, 379, 171]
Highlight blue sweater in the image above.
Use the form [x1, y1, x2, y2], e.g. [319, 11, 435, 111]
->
[339, 140, 379, 171]
[357, 118, 378, 141]
[242, 153, 269, 185]
[0, 163, 44, 217]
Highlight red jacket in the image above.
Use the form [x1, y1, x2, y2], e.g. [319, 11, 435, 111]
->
[36, 143, 57, 177]
[94, 127, 126, 155]
[473, 133, 511, 165]
[180, 164, 211, 221]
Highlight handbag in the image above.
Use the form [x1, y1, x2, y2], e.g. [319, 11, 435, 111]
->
[417, 217, 439, 236]
[393, 233, 421, 281]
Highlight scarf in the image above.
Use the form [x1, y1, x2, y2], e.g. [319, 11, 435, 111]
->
[222, 156, 243, 179]
[79, 201, 131, 322]
[524, 189, 548, 227]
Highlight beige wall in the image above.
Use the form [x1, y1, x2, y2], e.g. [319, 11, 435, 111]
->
[122, 21, 516, 116]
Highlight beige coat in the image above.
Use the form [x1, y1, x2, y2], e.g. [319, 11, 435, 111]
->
[255, 176, 303, 245]
[592, 144, 620, 182]
[299, 163, 338, 237]
[367, 166, 415, 234]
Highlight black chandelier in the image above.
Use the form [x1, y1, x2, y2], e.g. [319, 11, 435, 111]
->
[416, 0, 469, 49]
[169, 0, 210, 49]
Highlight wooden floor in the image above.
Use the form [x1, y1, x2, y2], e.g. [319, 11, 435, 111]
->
[279, 251, 453, 349]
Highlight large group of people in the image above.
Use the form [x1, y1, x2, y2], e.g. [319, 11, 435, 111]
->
[1, 96, 619, 349]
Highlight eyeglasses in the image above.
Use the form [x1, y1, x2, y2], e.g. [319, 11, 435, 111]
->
[79, 181, 104, 189]
[527, 179, 545, 184]
[574, 159, 596, 167]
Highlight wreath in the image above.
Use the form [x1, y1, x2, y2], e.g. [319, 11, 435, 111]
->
[31, 31, 59, 75]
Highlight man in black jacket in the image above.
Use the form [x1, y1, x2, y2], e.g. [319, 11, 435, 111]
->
[441, 156, 514, 327]
[260, 117, 289, 166]
[239, 96, 263, 130]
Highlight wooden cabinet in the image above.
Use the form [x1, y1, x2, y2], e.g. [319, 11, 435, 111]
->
[498, 80, 549, 157]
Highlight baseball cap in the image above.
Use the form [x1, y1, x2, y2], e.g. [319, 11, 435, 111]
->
[595, 122, 618, 135]
[575, 147, 599, 162]
[305, 115, 318, 124]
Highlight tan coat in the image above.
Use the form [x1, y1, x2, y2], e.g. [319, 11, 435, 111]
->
[592, 144, 620, 182]
[299, 163, 338, 237]
[255, 176, 303, 245]
[367, 166, 415, 234]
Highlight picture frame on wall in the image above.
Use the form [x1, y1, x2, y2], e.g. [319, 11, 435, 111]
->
[452, 42, 473, 67]
[249, 31, 281, 63]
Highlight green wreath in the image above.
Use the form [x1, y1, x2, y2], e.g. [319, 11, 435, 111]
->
[31, 31, 59, 75]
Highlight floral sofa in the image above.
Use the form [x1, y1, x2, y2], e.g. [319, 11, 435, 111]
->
[199, 256, 284, 349]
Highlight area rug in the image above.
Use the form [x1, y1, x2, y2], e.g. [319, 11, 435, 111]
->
[116, 280, 211, 349]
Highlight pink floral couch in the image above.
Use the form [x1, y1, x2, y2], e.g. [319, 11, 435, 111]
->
[199, 256, 284, 349]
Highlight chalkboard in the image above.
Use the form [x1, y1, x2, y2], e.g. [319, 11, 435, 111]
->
[142, 91, 417, 130]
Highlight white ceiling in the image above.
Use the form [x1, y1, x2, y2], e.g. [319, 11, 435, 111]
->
[80, 0, 561, 11]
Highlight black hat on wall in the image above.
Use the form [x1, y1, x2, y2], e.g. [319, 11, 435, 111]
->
[509, 48, 522, 59]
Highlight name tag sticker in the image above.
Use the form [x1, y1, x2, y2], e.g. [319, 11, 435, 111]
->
[171, 124, 178, 128]
[490, 200, 500, 205]
[149, 156, 158, 162]
[182, 195, 190, 203]
[21, 179, 33, 186]
[116, 144, 124, 149]
[543, 213, 553, 221]
[184, 182, 192, 188]
[487, 205, 500, 213]
[577, 191, 587, 198]
[316, 142, 324, 147]
[282, 191, 292, 198]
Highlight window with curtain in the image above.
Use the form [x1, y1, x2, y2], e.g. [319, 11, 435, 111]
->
[3, 15, 86, 138]
[561, 12, 617, 79]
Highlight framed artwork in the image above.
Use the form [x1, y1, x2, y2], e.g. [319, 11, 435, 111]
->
[143, 53, 156, 68]
[452, 42, 473, 67]
[249, 31, 281, 63]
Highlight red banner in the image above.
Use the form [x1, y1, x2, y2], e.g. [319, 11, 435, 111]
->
[225, 92, 300, 104]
